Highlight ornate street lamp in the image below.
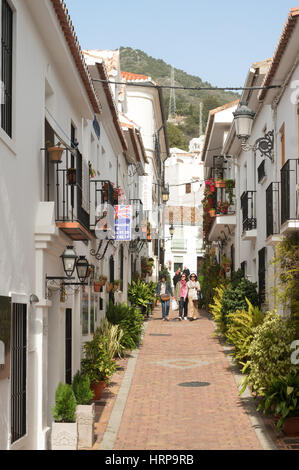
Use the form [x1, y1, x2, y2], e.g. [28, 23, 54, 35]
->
[162, 184, 170, 203]
[233, 102, 274, 161]
[61, 246, 77, 278]
[169, 224, 175, 238]
[76, 256, 90, 284]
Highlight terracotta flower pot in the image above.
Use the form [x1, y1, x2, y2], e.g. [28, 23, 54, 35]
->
[48, 146, 64, 162]
[93, 282, 102, 292]
[282, 416, 299, 436]
[90, 381, 106, 401]
[209, 209, 216, 217]
[215, 180, 226, 188]
[67, 168, 76, 185]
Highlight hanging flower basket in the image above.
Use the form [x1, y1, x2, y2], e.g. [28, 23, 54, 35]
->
[48, 145, 64, 163]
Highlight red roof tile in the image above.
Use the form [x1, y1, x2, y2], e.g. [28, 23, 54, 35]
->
[121, 71, 150, 81]
[50, 0, 101, 114]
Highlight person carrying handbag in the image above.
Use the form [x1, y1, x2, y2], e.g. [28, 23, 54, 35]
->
[187, 273, 201, 320]
[175, 273, 189, 320]
[155, 275, 173, 321]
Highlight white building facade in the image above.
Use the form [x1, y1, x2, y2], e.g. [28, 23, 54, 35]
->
[204, 8, 299, 312]
[164, 146, 205, 280]
[0, 0, 142, 450]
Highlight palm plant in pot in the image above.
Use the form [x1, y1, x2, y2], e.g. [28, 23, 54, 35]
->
[81, 333, 117, 400]
[51, 382, 78, 450]
[257, 372, 299, 436]
[72, 371, 95, 449]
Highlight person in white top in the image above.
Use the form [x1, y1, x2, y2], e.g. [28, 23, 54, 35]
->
[187, 273, 201, 321]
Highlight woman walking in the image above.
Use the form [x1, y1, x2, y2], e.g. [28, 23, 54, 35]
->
[155, 275, 173, 321]
[175, 272, 189, 320]
[187, 273, 201, 320]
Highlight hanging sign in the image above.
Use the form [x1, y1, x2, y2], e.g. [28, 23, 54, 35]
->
[114, 205, 132, 241]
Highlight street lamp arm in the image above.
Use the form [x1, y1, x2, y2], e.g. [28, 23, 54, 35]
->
[240, 130, 274, 161]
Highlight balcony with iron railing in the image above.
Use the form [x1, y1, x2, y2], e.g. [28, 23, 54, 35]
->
[203, 179, 236, 242]
[171, 239, 187, 251]
[280, 159, 299, 233]
[240, 191, 257, 239]
[89, 180, 116, 240]
[45, 146, 92, 241]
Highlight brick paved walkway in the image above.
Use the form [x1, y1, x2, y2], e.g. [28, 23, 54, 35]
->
[109, 306, 265, 450]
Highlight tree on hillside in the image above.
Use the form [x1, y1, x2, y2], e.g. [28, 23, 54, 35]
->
[202, 95, 221, 130]
[166, 122, 189, 151]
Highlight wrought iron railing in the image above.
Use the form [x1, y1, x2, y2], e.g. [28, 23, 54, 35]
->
[258, 247, 266, 304]
[171, 239, 187, 250]
[45, 147, 90, 231]
[240, 191, 257, 232]
[215, 186, 236, 215]
[89, 180, 114, 230]
[280, 159, 299, 225]
[266, 182, 280, 237]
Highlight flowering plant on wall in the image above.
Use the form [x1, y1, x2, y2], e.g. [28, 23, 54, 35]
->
[204, 178, 216, 197]
[111, 183, 126, 204]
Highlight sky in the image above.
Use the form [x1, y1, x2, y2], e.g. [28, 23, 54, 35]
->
[66, 0, 295, 87]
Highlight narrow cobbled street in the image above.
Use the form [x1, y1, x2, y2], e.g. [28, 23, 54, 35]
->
[97, 306, 269, 450]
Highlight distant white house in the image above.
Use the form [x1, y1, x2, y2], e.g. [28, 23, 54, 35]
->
[164, 142, 205, 281]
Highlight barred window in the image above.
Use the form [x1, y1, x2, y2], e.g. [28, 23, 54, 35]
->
[1, 0, 13, 137]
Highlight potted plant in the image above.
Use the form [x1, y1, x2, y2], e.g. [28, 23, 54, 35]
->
[217, 201, 230, 214]
[89, 163, 96, 179]
[209, 208, 216, 217]
[51, 382, 78, 450]
[222, 255, 232, 272]
[67, 167, 76, 185]
[215, 178, 226, 188]
[257, 372, 299, 436]
[47, 141, 64, 163]
[225, 179, 235, 205]
[113, 279, 121, 291]
[72, 371, 95, 449]
[81, 334, 117, 400]
[106, 282, 113, 293]
[94, 275, 107, 292]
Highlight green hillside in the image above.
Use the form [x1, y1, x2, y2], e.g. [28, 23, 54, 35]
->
[119, 47, 240, 150]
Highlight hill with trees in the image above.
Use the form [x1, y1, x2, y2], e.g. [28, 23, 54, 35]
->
[119, 47, 240, 150]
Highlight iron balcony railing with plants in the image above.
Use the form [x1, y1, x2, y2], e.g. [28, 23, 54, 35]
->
[89, 180, 115, 234]
[266, 182, 280, 238]
[240, 191, 257, 232]
[214, 185, 236, 215]
[257, 160, 266, 183]
[280, 159, 299, 226]
[45, 147, 90, 232]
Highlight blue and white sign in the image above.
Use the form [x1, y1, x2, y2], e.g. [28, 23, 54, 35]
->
[114, 205, 131, 241]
